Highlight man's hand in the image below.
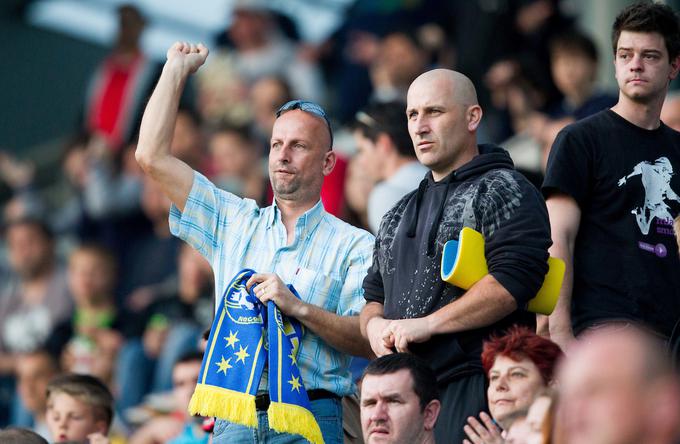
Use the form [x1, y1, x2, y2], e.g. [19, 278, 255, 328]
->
[166, 42, 209, 77]
[463, 412, 504, 444]
[246, 273, 305, 317]
[365, 316, 393, 357]
[381, 317, 433, 353]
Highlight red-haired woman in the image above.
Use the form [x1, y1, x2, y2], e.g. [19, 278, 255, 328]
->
[463, 325, 564, 444]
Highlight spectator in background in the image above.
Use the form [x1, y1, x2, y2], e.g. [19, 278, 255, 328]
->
[196, 0, 324, 126]
[360, 353, 440, 444]
[558, 325, 680, 444]
[543, 2, 680, 350]
[249, 76, 292, 151]
[116, 242, 213, 412]
[84, 4, 158, 149]
[14, 349, 59, 439]
[368, 30, 428, 104]
[547, 31, 617, 121]
[352, 101, 427, 233]
[48, 244, 124, 388]
[128, 351, 208, 444]
[207, 125, 269, 205]
[118, 176, 181, 305]
[45, 373, 113, 444]
[464, 326, 563, 443]
[0, 219, 72, 375]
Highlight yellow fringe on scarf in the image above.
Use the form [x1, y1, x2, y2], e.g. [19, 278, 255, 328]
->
[188, 383, 257, 428]
[268, 401, 325, 444]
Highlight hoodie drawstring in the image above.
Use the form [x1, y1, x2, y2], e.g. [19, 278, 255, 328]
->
[406, 173, 455, 257]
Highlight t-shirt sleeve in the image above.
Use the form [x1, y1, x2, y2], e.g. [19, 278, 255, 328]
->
[542, 125, 592, 207]
[337, 231, 375, 316]
[484, 176, 552, 308]
[169, 171, 255, 262]
[362, 234, 385, 305]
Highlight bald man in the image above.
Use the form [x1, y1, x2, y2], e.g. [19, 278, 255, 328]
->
[136, 42, 374, 443]
[360, 69, 551, 442]
[559, 326, 680, 444]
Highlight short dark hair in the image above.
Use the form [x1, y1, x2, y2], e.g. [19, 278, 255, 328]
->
[362, 353, 439, 410]
[353, 101, 416, 158]
[47, 374, 114, 430]
[0, 427, 49, 444]
[550, 30, 599, 63]
[612, 1, 680, 61]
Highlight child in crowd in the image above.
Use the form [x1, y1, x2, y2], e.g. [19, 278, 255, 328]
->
[45, 373, 113, 443]
[48, 244, 125, 387]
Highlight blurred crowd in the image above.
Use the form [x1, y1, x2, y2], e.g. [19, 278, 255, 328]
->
[1, 0, 680, 443]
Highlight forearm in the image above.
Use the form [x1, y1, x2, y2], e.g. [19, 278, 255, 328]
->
[360, 301, 384, 338]
[137, 62, 185, 168]
[296, 303, 372, 358]
[547, 241, 575, 343]
[135, 59, 195, 210]
[427, 275, 517, 335]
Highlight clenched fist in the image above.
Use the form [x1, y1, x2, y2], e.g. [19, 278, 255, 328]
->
[166, 41, 209, 76]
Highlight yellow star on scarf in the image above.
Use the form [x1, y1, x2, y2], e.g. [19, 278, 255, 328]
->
[288, 375, 302, 393]
[216, 356, 232, 375]
[288, 352, 297, 366]
[224, 330, 239, 349]
[235, 345, 250, 364]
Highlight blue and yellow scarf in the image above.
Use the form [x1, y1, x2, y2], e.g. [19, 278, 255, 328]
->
[188, 269, 323, 444]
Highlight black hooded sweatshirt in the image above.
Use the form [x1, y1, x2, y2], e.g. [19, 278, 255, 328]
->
[363, 144, 551, 383]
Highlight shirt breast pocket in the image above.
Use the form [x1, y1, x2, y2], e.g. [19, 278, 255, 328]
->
[292, 267, 342, 314]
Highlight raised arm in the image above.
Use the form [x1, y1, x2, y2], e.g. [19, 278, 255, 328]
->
[135, 42, 208, 211]
[545, 192, 581, 351]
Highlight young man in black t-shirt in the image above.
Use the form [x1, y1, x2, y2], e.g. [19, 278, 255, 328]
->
[543, 2, 680, 350]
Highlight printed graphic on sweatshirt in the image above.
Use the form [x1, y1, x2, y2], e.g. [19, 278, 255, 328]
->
[377, 170, 523, 317]
[618, 157, 680, 236]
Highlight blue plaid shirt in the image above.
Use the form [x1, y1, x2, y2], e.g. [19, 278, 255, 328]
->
[170, 172, 374, 396]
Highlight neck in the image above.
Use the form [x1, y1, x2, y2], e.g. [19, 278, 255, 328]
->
[432, 145, 477, 182]
[419, 432, 436, 444]
[611, 93, 665, 130]
[275, 196, 318, 245]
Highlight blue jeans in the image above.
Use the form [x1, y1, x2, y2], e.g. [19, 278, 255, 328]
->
[212, 397, 342, 444]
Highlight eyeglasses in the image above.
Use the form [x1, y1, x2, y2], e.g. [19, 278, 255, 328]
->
[275, 99, 334, 148]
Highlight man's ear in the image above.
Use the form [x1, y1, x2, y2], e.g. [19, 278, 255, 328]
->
[467, 105, 483, 132]
[669, 55, 680, 81]
[375, 133, 393, 156]
[322, 149, 337, 177]
[423, 399, 441, 431]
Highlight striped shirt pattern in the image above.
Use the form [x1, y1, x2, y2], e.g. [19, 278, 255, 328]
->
[170, 171, 374, 396]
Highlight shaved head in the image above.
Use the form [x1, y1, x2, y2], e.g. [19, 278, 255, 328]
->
[406, 69, 482, 180]
[409, 69, 478, 107]
[559, 325, 680, 444]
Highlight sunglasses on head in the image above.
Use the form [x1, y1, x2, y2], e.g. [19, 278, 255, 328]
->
[275, 99, 334, 148]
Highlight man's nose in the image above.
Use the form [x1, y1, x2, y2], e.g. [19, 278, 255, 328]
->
[371, 401, 389, 421]
[630, 53, 644, 71]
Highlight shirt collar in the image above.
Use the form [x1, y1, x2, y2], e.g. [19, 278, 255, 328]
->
[268, 199, 325, 237]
